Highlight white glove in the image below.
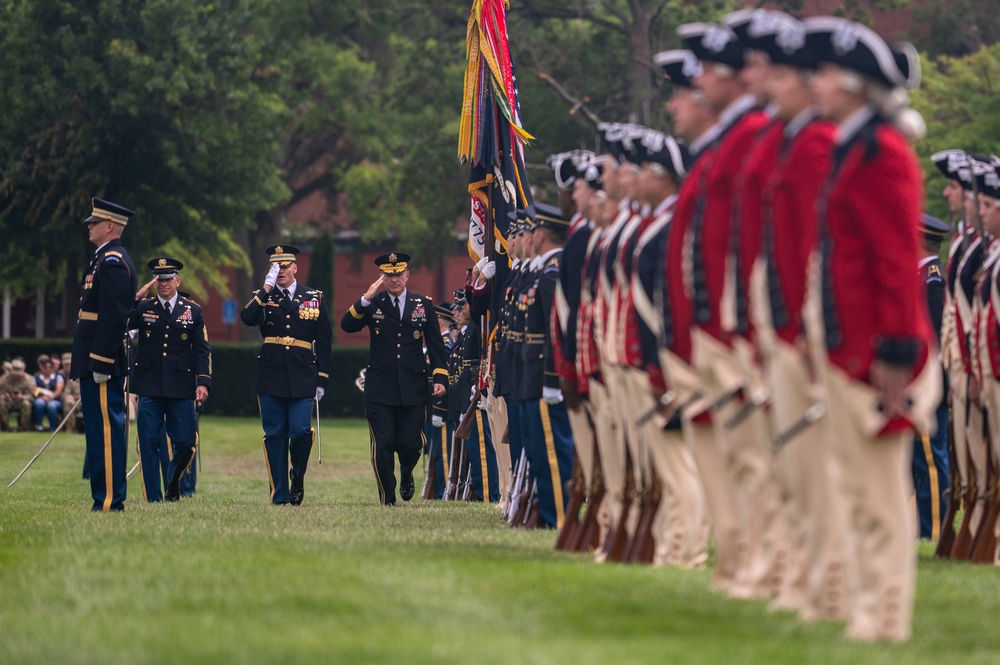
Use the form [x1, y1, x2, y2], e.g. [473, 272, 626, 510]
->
[315, 387, 325, 402]
[471, 385, 478, 401]
[431, 415, 444, 428]
[264, 262, 280, 288]
[478, 393, 490, 411]
[542, 386, 564, 405]
[93, 372, 111, 384]
[481, 260, 496, 280]
[128, 329, 138, 340]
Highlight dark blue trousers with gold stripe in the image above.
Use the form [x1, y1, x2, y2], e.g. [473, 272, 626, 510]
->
[424, 418, 451, 499]
[258, 395, 314, 505]
[517, 398, 574, 529]
[464, 408, 500, 502]
[136, 396, 197, 502]
[912, 400, 950, 540]
[365, 402, 424, 505]
[81, 377, 128, 512]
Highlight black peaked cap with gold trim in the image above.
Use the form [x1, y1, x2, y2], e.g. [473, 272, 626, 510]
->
[85, 196, 135, 226]
[147, 256, 184, 280]
[531, 202, 569, 233]
[266, 244, 300, 266]
[374, 252, 410, 275]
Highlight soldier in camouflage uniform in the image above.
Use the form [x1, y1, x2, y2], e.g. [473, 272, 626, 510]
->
[0, 359, 34, 432]
[60, 352, 82, 433]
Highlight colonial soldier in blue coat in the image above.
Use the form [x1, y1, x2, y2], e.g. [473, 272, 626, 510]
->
[513, 204, 576, 529]
[241, 245, 332, 505]
[129, 259, 211, 502]
[340, 252, 449, 506]
[72, 196, 138, 512]
[913, 214, 950, 539]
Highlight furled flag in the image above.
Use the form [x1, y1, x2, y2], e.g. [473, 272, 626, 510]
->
[458, 0, 534, 267]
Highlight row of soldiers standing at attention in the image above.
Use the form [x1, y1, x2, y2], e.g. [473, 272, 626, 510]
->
[425, 9, 947, 643]
[933, 148, 1000, 564]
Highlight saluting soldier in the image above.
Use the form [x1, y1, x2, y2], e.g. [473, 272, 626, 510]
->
[340, 253, 448, 506]
[73, 197, 137, 512]
[129, 258, 211, 502]
[241, 245, 332, 506]
[804, 16, 937, 642]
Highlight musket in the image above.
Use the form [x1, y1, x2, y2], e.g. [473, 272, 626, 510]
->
[771, 402, 827, 452]
[602, 447, 636, 563]
[554, 457, 586, 551]
[443, 430, 462, 501]
[315, 395, 322, 464]
[5, 400, 82, 489]
[572, 437, 605, 552]
[723, 388, 772, 431]
[708, 379, 748, 414]
[935, 409, 960, 557]
[634, 390, 676, 428]
[504, 449, 527, 522]
[951, 436, 978, 559]
[969, 423, 999, 563]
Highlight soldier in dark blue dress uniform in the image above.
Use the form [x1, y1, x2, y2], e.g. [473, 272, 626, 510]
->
[913, 214, 950, 539]
[340, 252, 449, 506]
[513, 203, 576, 529]
[129, 259, 211, 502]
[72, 197, 138, 512]
[425, 302, 455, 499]
[450, 289, 500, 502]
[241, 245, 332, 505]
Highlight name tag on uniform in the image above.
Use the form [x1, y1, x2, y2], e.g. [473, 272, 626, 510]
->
[373, 309, 385, 321]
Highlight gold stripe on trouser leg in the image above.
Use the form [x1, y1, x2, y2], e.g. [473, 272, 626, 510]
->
[257, 397, 275, 502]
[100, 382, 113, 512]
[136, 422, 147, 502]
[539, 400, 565, 529]
[919, 431, 941, 542]
[368, 421, 386, 504]
[440, 425, 449, 472]
[476, 410, 489, 502]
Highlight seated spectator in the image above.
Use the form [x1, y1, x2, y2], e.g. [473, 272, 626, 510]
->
[32, 354, 64, 432]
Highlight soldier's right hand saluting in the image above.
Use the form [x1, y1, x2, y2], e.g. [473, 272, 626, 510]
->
[262, 262, 281, 292]
[135, 277, 157, 301]
[363, 275, 385, 301]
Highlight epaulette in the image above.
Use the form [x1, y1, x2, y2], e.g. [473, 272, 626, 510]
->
[182, 297, 202, 307]
[141, 296, 155, 302]
[105, 251, 123, 259]
[103, 252, 123, 263]
[426, 295, 433, 301]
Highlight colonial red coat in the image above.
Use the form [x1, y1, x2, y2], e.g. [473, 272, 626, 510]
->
[690, 108, 769, 343]
[819, 119, 932, 387]
[766, 118, 835, 344]
[733, 119, 783, 339]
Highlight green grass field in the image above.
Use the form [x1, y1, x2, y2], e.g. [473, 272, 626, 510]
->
[1, 416, 999, 664]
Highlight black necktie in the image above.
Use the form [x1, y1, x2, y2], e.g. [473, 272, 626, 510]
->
[164, 301, 171, 315]
[283, 288, 291, 301]
[393, 297, 400, 316]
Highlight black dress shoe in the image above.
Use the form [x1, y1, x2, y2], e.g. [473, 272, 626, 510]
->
[289, 486, 304, 506]
[399, 469, 415, 502]
[165, 482, 180, 502]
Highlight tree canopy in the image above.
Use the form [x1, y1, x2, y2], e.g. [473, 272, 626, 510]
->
[1, 0, 998, 318]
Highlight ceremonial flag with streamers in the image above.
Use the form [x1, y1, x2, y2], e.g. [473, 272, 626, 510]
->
[458, 0, 534, 267]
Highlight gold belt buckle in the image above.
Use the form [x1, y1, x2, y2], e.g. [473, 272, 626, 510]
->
[278, 336, 295, 346]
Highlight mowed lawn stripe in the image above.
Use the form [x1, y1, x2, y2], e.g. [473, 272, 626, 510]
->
[1, 417, 999, 664]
